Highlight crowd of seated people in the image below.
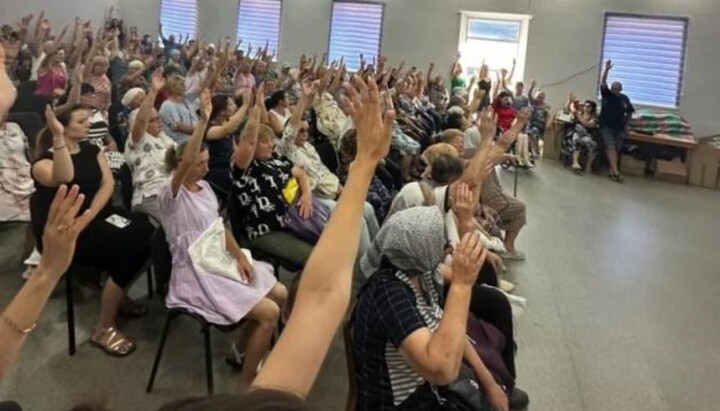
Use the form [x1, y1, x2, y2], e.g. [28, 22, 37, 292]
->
[0, 8, 547, 410]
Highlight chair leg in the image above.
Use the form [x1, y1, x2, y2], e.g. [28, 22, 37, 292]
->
[65, 271, 76, 356]
[146, 266, 154, 299]
[203, 325, 214, 395]
[146, 312, 176, 393]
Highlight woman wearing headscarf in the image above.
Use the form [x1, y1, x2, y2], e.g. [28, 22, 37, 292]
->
[352, 206, 509, 410]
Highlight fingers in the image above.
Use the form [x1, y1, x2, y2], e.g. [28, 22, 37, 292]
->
[46, 184, 69, 228]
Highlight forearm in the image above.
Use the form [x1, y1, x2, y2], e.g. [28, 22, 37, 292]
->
[225, 228, 243, 258]
[176, 122, 197, 134]
[464, 340, 499, 392]
[51, 143, 74, 183]
[0, 266, 60, 380]
[0, 66, 16, 116]
[426, 283, 473, 372]
[601, 68, 609, 86]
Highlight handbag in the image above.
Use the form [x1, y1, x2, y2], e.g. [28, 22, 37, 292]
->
[466, 314, 514, 391]
[555, 109, 575, 124]
[188, 218, 254, 284]
[283, 195, 331, 244]
[282, 177, 300, 204]
[437, 364, 492, 411]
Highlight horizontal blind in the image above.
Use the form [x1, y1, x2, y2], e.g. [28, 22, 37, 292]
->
[328, 1, 384, 71]
[601, 13, 688, 108]
[160, 0, 198, 39]
[237, 0, 283, 56]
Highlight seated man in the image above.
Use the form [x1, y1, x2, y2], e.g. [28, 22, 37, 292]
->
[159, 69, 199, 143]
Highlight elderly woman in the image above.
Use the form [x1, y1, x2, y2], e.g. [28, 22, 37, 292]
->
[353, 206, 511, 411]
[276, 83, 379, 256]
[83, 55, 112, 115]
[266, 90, 292, 136]
[230, 115, 315, 267]
[568, 97, 599, 174]
[118, 59, 148, 99]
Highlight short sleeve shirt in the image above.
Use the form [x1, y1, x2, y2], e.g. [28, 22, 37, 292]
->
[231, 154, 294, 240]
[124, 132, 176, 206]
[159, 99, 199, 143]
[351, 270, 430, 410]
[599, 86, 635, 131]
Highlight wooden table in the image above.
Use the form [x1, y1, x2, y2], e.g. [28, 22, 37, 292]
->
[626, 132, 697, 183]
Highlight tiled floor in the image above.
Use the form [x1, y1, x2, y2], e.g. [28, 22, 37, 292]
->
[1, 161, 719, 410]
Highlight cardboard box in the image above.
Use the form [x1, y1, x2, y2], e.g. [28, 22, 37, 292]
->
[620, 155, 648, 177]
[689, 143, 720, 189]
[656, 159, 688, 184]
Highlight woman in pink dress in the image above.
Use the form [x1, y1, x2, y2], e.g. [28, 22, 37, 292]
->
[35, 48, 68, 98]
[159, 89, 287, 387]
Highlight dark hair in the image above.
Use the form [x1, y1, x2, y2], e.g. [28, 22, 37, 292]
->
[157, 390, 311, 411]
[445, 112, 465, 130]
[584, 100, 597, 113]
[266, 90, 287, 110]
[35, 104, 87, 158]
[210, 95, 234, 121]
[515, 81, 524, 88]
[431, 154, 464, 185]
[498, 91, 511, 100]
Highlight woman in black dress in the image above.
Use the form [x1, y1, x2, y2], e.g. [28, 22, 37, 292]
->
[31, 104, 152, 357]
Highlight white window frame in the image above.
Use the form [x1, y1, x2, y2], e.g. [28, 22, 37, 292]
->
[458, 11, 532, 83]
[327, 0, 385, 72]
[599, 12, 689, 109]
[160, 0, 198, 41]
[236, 0, 284, 58]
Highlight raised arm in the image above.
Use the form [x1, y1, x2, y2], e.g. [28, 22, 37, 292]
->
[170, 89, 212, 196]
[252, 75, 395, 398]
[230, 88, 263, 170]
[32, 106, 74, 186]
[399, 233, 487, 385]
[0, 185, 91, 381]
[206, 88, 251, 140]
[507, 58, 516, 84]
[131, 69, 164, 144]
[0, 44, 17, 116]
[34, 11, 48, 58]
[601, 59, 613, 88]
[82, 28, 105, 79]
[527, 79, 537, 106]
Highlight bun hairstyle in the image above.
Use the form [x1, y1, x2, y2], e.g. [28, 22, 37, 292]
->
[164, 141, 209, 173]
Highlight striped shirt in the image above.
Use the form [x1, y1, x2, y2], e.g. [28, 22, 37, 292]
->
[351, 269, 445, 410]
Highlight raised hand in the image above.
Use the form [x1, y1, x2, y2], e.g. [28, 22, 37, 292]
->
[478, 107, 497, 138]
[344, 75, 395, 164]
[150, 67, 165, 91]
[45, 105, 64, 136]
[451, 232, 487, 286]
[450, 182, 478, 224]
[515, 106, 531, 124]
[199, 89, 213, 121]
[530, 79, 537, 89]
[40, 185, 92, 278]
[605, 59, 613, 71]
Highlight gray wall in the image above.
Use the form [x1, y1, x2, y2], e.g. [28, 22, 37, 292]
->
[1, 0, 718, 136]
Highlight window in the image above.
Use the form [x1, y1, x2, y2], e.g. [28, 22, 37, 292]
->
[600, 13, 688, 108]
[237, 0, 283, 56]
[328, 1, 385, 71]
[458, 12, 531, 84]
[160, 0, 198, 40]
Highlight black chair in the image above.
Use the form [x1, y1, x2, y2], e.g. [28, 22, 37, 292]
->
[7, 112, 44, 151]
[118, 163, 134, 211]
[314, 139, 340, 175]
[145, 226, 245, 395]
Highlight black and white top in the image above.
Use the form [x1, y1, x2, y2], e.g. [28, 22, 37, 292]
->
[81, 109, 126, 170]
[351, 268, 445, 410]
[231, 153, 294, 240]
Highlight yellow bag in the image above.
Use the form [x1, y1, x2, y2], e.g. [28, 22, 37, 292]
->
[282, 177, 300, 204]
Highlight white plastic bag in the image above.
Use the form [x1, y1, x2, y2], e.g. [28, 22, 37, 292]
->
[188, 218, 254, 284]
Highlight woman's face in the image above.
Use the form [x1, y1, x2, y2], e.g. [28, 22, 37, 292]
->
[93, 58, 109, 76]
[54, 49, 66, 64]
[294, 122, 310, 146]
[583, 103, 595, 115]
[255, 137, 275, 160]
[186, 149, 210, 181]
[65, 109, 91, 140]
[450, 135, 464, 155]
[147, 109, 163, 136]
[223, 97, 237, 118]
[167, 74, 186, 96]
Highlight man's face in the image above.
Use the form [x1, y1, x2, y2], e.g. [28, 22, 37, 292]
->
[611, 82, 622, 94]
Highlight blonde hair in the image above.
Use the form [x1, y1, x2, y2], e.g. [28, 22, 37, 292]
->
[164, 142, 208, 173]
[422, 143, 459, 166]
[258, 124, 275, 142]
[440, 129, 464, 144]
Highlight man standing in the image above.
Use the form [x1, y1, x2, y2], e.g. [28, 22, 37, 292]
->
[599, 59, 635, 182]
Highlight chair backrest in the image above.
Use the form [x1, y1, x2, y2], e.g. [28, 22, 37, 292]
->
[118, 163, 134, 210]
[343, 319, 358, 411]
[314, 140, 340, 175]
[7, 112, 44, 152]
[10, 92, 52, 119]
[151, 226, 172, 297]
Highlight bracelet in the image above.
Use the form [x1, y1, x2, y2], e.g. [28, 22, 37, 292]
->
[53, 145, 67, 150]
[1, 315, 37, 335]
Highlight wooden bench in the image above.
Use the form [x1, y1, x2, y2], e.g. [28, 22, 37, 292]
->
[626, 131, 697, 184]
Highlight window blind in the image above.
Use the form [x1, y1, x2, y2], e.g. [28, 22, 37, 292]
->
[600, 13, 688, 108]
[237, 0, 283, 56]
[328, 1, 384, 71]
[160, 0, 198, 39]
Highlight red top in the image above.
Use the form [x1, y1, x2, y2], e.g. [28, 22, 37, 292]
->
[492, 100, 516, 131]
